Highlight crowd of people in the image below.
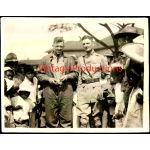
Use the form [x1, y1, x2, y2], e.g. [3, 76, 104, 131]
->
[4, 26, 144, 128]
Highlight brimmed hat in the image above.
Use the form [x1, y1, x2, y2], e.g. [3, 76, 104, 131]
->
[5, 53, 18, 63]
[114, 26, 139, 39]
[133, 35, 144, 44]
[4, 66, 14, 73]
[121, 43, 144, 63]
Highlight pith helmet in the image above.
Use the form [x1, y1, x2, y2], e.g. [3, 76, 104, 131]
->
[5, 53, 18, 63]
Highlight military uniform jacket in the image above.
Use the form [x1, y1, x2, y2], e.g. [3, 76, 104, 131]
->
[77, 51, 109, 85]
[77, 51, 109, 105]
[37, 52, 78, 88]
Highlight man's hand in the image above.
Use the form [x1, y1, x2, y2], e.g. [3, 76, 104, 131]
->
[103, 89, 109, 98]
[59, 75, 69, 82]
[48, 78, 61, 85]
[113, 111, 124, 120]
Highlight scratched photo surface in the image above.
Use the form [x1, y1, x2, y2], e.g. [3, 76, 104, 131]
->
[1, 17, 149, 133]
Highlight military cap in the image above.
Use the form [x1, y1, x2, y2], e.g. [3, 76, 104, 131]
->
[53, 37, 64, 43]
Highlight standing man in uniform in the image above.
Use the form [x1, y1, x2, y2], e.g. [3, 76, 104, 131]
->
[37, 37, 78, 128]
[76, 35, 109, 128]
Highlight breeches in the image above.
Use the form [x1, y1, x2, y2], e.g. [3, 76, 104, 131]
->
[76, 102, 102, 128]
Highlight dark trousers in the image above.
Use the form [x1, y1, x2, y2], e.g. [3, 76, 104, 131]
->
[29, 109, 37, 128]
[43, 82, 73, 128]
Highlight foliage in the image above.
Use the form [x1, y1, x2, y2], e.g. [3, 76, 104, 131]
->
[48, 23, 78, 33]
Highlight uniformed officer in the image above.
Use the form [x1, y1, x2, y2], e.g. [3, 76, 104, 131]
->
[76, 35, 109, 128]
[37, 37, 78, 128]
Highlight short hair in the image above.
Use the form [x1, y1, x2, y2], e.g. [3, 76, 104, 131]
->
[81, 35, 93, 41]
[53, 37, 64, 44]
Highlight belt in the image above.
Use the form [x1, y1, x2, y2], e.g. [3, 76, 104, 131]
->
[82, 78, 100, 84]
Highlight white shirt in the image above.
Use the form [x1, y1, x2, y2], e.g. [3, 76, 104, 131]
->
[19, 76, 38, 104]
[11, 96, 31, 121]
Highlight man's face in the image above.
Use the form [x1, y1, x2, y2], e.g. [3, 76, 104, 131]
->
[82, 39, 94, 52]
[118, 36, 132, 47]
[53, 42, 64, 55]
[5, 70, 14, 80]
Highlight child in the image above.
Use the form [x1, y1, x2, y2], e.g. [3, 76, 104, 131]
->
[4, 67, 14, 80]
[4, 78, 14, 127]
[4, 67, 15, 127]
[11, 88, 32, 128]
[19, 65, 38, 108]
[19, 65, 38, 127]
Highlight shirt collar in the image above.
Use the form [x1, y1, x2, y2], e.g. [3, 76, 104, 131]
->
[85, 49, 95, 57]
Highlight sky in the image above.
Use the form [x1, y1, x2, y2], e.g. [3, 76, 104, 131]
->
[1, 17, 148, 60]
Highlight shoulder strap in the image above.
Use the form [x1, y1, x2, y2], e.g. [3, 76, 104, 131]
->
[82, 56, 93, 79]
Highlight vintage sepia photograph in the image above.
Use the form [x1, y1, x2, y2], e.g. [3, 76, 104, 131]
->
[1, 17, 149, 133]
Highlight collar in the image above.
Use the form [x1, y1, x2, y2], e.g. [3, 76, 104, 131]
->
[49, 51, 67, 60]
[84, 49, 95, 57]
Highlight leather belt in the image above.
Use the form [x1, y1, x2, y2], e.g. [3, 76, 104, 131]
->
[82, 78, 99, 84]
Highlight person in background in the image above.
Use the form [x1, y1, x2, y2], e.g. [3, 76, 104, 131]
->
[104, 52, 114, 65]
[4, 67, 15, 127]
[5, 53, 25, 81]
[112, 26, 140, 127]
[19, 65, 38, 127]
[4, 66, 14, 80]
[121, 41, 144, 127]
[5, 53, 25, 97]
[11, 88, 32, 128]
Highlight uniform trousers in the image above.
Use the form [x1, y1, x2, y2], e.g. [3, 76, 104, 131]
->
[43, 82, 73, 128]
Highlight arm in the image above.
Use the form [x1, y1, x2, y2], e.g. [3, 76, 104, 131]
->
[36, 58, 59, 85]
[60, 56, 79, 82]
[101, 56, 110, 80]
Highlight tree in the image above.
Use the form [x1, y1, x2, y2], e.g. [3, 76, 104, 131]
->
[48, 22, 136, 59]
[48, 23, 78, 33]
